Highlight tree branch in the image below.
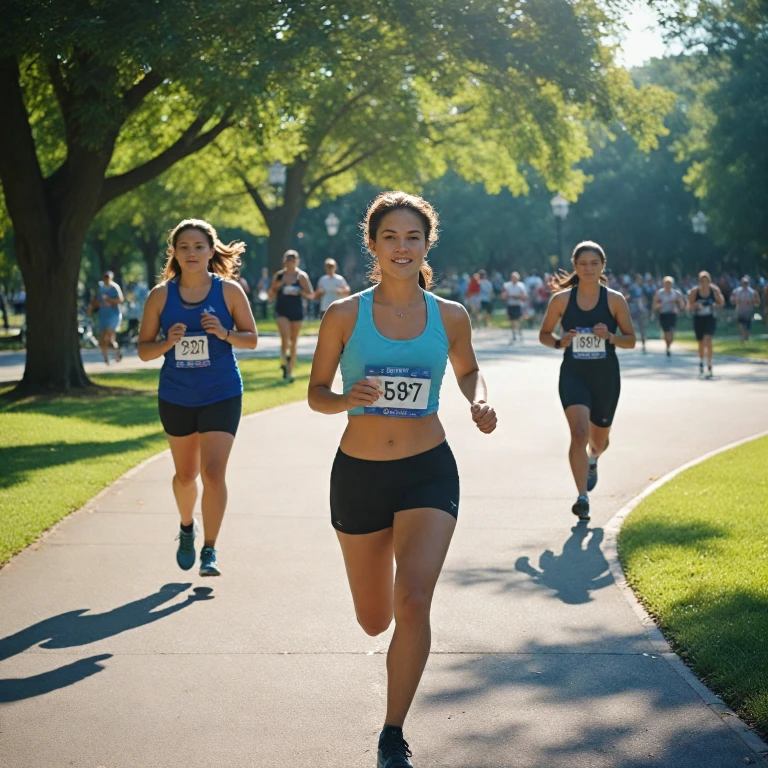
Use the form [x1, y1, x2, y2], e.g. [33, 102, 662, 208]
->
[123, 70, 164, 115]
[306, 144, 385, 197]
[46, 59, 72, 124]
[99, 109, 234, 208]
[240, 174, 273, 224]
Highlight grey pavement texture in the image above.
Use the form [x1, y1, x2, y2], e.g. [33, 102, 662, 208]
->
[1, 337, 768, 767]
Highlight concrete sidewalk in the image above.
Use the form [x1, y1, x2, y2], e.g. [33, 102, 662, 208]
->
[1, 345, 767, 766]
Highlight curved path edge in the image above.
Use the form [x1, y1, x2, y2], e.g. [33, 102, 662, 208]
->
[2, 399, 309, 570]
[603, 429, 768, 763]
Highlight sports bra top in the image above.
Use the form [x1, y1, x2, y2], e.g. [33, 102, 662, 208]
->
[561, 284, 617, 363]
[693, 287, 717, 316]
[340, 287, 450, 417]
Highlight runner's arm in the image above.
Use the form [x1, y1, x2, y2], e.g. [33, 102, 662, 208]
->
[299, 271, 315, 301]
[307, 300, 379, 414]
[137, 286, 177, 361]
[442, 301, 497, 433]
[713, 285, 726, 308]
[268, 272, 281, 301]
[222, 281, 258, 350]
[539, 293, 576, 348]
[605, 294, 636, 349]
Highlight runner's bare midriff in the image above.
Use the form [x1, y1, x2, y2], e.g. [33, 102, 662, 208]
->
[340, 413, 446, 460]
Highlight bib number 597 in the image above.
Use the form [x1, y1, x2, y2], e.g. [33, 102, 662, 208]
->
[384, 380, 423, 403]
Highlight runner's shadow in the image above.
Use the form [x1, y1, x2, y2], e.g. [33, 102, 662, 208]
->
[0, 583, 214, 701]
[514, 523, 613, 604]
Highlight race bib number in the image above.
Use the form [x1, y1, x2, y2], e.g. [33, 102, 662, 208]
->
[364, 366, 431, 418]
[282, 284, 301, 296]
[175, 334, 210, 368]
[572, 327, 605, 360]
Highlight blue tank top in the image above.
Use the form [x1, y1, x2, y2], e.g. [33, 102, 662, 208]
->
[159, 274, 243, 406]
[340, 287, 450, 417]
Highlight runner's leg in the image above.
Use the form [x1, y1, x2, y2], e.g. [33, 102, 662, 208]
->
[336, 527, 395, 636]
[565, 405, 591, 495]
[288, 321, 302, 376]
[167, 433, 200, 526]
[99, 328, 110, 363]
[199, 431, 235, 547]
[589, 424, 611, 460]
[276, 315, 291, 376]
[386, 507, 456, 727]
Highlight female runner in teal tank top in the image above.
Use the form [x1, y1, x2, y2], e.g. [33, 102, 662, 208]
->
[308, 192, 497, 768]
[539, 242, 636, 522]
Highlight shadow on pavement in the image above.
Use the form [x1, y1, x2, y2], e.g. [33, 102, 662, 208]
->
[514, 524, 613, 604]
[0, 583, 213, 702]
[445, 524, 613, 605]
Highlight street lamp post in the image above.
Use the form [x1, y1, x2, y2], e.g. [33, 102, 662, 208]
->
[267, 160, 287, 202]
[551, 193, 569, 269]
[691, 210, 707, 235]
[324, 212, 340, 274]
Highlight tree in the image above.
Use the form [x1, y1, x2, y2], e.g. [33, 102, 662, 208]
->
[215, 0, 673, 272]
[0, 0, 318, 393]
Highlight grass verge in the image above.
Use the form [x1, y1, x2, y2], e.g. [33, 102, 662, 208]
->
[619, 435, 768, 738]
[0, 358, 311, 566]
[678, 334, 768, 360]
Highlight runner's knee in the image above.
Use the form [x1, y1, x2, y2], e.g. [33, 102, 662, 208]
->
[174, 471, 198, 488]
[200, 463, 227, 488]
[394, 589, 432, 628]
[569, 422, 589, 447]
[357, 610, 392, 637]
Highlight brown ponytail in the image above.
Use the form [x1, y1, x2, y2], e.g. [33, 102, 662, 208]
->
[363, 191, 438, 291]
[161, 218, 245, 283]
[550, 240, 608, 293]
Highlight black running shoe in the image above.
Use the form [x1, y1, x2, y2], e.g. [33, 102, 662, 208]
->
[587, 457, 598, 492]
[280, 363, 287, 379]
[572, 494, 590, 521]
[378, 726, 413, 768]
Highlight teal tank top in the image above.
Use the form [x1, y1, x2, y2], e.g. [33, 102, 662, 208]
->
[340, 287, 450, 417]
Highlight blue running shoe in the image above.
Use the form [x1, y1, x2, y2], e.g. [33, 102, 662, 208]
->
[199, 546, 221, 577]
[572, 494, 590, 521]
[378, 726, 413, 768]
[587, 457, 598, 492]
[175, 521, 197, 571]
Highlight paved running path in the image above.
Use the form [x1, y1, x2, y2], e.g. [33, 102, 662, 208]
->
[1, 338, 767, 766]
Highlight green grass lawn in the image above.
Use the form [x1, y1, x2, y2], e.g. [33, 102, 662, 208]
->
[619, 436, 768, 738]
[0, 358, 311, 566]
[678, 333, 768, 360]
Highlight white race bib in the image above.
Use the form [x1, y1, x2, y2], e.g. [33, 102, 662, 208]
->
[364, 366, 431, 418]
[282, 284, 301, 296]
[175, 334, 211, 368]
[572, 327, 606, 360]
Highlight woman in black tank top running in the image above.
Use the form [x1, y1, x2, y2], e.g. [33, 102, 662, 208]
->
[539, 242, 636, 521]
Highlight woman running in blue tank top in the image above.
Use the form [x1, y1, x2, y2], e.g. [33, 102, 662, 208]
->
[539, 242, 636, 522]
[138, 219, 257, 577]
[309, 192, 497, 768]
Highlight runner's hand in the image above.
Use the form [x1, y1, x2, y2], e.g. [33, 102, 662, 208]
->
[345, 379, 382, 408]
[559, 329, 578, 348]
[166, 323, 186, 345]
[593, 323, 610, 340]
[201, 312, 227, 339]
[471, 402, 497, 434]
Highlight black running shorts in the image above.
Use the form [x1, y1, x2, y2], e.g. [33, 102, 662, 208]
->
[659, 312, 677, 332]
[158, 395, 242, 437]
[330, 441, 460, 535]
[507, 305, 522, 320]
[737, 313, 752, 330]
[559, 359, 621, 428]
[693, 315, 716, 340]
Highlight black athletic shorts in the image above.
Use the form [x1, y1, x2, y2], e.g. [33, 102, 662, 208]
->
[330, 441, 460, 535]
[659, 312, 677, 332]
[738, 313, 752, 330]
[507, 305, 522, 320]
[559, 359, 621, 428]
[481, 300, 493, 314]
[693, 315, 716, 340]
[158, 395, 242, 437]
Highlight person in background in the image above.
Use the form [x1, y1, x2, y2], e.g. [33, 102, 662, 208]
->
[477, 269, 494, 328]
[501, 271, 528, 344]
[0, 288, 9, 331]
[315, 258, 351, 319]
[96, 271, 125, 364]
[465, 272, 482, 327]
[653, 276, 686, 357]
[730, 276, 760, 343]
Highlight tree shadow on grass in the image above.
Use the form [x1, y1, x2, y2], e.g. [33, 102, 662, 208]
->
[619, 517, 727, 554]
[0, 583, 214, 702]
[0, 434, 164, 489]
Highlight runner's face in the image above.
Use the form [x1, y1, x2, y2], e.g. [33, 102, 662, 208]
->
[284, 256, 298, 273]
[369, 209, 427, 283]
[175, 229, 213, 273]
[573, 251, 604, 284]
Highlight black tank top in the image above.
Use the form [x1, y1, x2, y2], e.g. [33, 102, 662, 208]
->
[561, 284, 618, 363]
[274, 270, 303, 315]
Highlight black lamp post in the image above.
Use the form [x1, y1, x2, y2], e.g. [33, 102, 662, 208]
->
[551, 193, 570, 268]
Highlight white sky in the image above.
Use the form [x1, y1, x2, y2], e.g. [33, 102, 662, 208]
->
[615, 2, 683, 69]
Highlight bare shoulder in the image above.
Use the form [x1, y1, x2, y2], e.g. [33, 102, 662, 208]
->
[549, 289, 570, 308]
[222, 278, 247, 297]
[322, 293, 360, 326]
[147, 283, 168, 305]
[435, 294, 470, 333]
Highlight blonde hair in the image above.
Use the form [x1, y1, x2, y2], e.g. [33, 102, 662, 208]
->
[698, 270, 712, 282]
[362, 191, 438, 290]
[161, 219, 244, 282]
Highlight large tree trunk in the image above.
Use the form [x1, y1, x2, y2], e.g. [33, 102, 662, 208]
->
[140, 239, 159, 287]
[17, 237, 91, 393]
[267, 212, 294, 274]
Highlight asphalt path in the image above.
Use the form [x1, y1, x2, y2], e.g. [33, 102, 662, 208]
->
[1, 335, 767, 766]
